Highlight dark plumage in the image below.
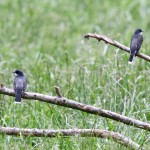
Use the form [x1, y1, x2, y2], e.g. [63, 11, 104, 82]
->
[128, 29, 143, 64]
[13, 70, 27, 103]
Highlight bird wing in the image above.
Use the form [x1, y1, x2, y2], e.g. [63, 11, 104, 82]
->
[130, 35, 143, 55]
[14, 77, 24, 92]
[22, 76, 27, 92]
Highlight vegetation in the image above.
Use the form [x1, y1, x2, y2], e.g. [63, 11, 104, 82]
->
[0, 0, 150, 149]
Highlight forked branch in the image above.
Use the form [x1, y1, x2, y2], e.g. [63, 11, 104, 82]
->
[1, 85, 150, 131]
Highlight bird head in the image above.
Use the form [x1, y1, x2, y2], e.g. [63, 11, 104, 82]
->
[135, 29, 144, 35]
[13, 70, 24, 76]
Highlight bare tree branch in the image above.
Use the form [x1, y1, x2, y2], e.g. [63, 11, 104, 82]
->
[0, 127, 140, 149]
[1, 85, 150, 131]
[84, 33, 150, 62]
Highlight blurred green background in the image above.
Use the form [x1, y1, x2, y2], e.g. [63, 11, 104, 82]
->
[0, 0, 150, 149]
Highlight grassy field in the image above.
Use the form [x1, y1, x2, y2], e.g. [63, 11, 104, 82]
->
[0, 0, 150, 149]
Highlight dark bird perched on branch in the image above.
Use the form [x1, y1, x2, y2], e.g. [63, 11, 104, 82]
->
[128, 29, 143, 64]
[13, 70, 27, 103]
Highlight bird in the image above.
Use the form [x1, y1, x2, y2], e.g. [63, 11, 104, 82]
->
[128, 29, 143, 64]
[13, 70, 27, 103]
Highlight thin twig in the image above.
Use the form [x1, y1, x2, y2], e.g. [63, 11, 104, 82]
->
[0, 127, 140, 149]
[54, 86, 63, 98]
[84, 33, 150, 62]
[1, 86, 150, 132]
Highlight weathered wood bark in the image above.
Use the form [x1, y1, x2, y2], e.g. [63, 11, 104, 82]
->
[0, 127, 140, 149]
[0, 85, 150, 132]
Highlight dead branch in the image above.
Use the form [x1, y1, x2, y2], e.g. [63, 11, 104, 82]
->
[0, 85, 150, 131]
[84, 33, 150, 62]
[0, 127, 140, 149]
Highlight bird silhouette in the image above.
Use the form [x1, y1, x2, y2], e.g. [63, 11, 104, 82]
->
[13, 70, 27, 103]
[128, 29, 143, 64]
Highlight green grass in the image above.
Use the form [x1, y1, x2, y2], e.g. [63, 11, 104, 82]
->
[0, 0, 150, 149]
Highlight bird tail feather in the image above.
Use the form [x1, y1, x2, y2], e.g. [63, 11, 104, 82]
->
[128, 55, 134, 64]
[15, 93, 22, 103]
[15, 89, 22, 103]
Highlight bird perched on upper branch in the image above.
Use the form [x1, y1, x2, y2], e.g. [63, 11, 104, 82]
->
[13, 70, 27, 103]
[128, 29, 143, 64]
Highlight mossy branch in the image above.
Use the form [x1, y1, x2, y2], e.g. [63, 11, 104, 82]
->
[0, 127, 140, 149]
[84, 33, 150, 62]
[1, 85, 150, 132]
